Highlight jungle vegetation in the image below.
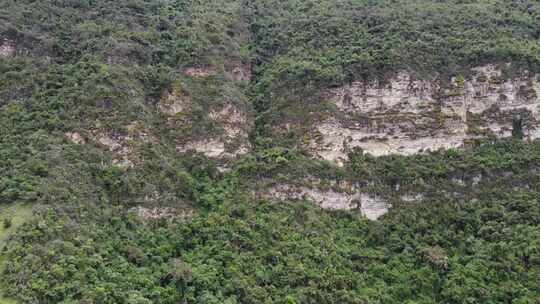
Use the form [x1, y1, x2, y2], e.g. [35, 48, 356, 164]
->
[0, 0, 539, 303]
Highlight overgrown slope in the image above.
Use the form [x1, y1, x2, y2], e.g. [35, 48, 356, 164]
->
[0, 0, 539, 303]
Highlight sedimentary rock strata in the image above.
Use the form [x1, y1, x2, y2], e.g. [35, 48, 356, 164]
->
[263, 182, 391, 220]
[65, 132, 86, 145]
[184, 66, 217, 78]
[0, 39, 15, 57]
[309, 65, 540, 163]
[130, 206, 193, 220]
[96, 133, 134, 168]
[174, 103, 251, 158]
[159, 82, 251, 159]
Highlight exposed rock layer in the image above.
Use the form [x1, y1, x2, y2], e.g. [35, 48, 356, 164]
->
[0, 39, 15, 57]
[174, 103, 251, 158]
[310, 65, 540, 163]
[262, 182, 391, 220]
[159, 80, 251, 160]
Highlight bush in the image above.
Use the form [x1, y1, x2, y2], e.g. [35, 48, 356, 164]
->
[2, 218, 12, 229]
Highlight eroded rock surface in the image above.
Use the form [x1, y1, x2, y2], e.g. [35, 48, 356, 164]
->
[358, 193, 390, 220]
[175, 103, 251, 158]
[184, 66, 216, 78]
[177, 138, 227, 158]
[93, 124, 155, 168]
[228, 62, 251, 82]
[65, 132, 86, 145]
[159, 85, 190, 115]
[0, 39, 15, 57]
[309, 65, 540, 163]
[263, 182, 391, 220]
[131, 206, 193, 220]
[160, 83, 251, 159]
[96, 133, 134, 168]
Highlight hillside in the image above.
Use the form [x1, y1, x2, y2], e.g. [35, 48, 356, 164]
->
[0, 0, 539, 303]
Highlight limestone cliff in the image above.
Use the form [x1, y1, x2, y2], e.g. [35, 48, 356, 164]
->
[308, 65, 540, 164]
[159, 64, 253, 163]
[256, 179, 391, 220]
[0, 38, 15, 57]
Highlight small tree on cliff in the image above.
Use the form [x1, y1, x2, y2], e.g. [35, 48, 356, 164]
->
[512, 115, 524, 140]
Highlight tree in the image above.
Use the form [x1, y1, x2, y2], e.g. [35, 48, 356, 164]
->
[2, 218, 12, 229]
[167, 258, 193, 304]
[512, 115, 524, 140]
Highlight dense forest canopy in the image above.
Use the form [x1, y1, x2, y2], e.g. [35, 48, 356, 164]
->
[0, 0, 539, 303]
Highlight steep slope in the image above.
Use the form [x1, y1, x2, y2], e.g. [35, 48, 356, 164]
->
[0, 0, 539, 303]
[310, 65, 540, 162]
[249, 0, 540, 159]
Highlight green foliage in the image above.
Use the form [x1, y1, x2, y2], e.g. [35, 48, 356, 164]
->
[0, 297, 17, 304]
[248, 0, 540, 78]
[345, 139, 540, 195]
[2, 140, 539, 303]
[0, 0, 539, 303]
[0, 203, 32, 249]
[1, 219, 10, 230]
[247, 0, 540, 146]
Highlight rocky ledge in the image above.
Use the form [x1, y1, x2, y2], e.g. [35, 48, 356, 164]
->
[309, 65, 540, 164]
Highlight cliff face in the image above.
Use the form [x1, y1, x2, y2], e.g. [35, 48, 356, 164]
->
[159, 66, 253, 162]
[0, 39, 15, 57]
[258, 179, 391, 220]
[3, 1, 540, 302]
[308, 65, 540, 164]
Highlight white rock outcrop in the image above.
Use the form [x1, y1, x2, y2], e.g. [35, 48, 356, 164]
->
[131, 206, 193, 220]
[310, 65, 540, 163]
[264, 183, 391, 220]
[159, 89, 189, 115]
[184, 66, 216, 78]
[358, 193, 390, 220]
[175, 103, 251, 158]
[96, 133, 134, 168]
[229, 63, 251, 82]
[159, 79, 251, 160]
[0, 39, 15, 57]
[65, 132, 86, 145]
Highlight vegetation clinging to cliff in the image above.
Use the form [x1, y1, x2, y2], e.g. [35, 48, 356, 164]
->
[0, 0, 539, 303]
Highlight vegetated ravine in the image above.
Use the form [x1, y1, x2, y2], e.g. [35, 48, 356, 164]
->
[0, 0, 539, 303]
